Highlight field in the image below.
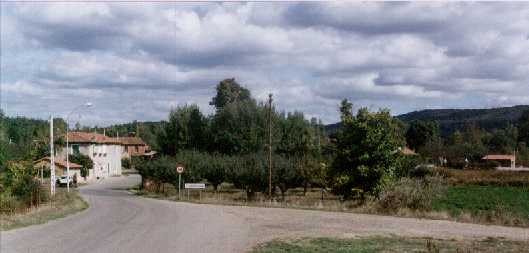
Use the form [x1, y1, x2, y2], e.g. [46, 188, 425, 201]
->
[0, 189, 88, 231]
[432, 185, 529, 226]
[251, 237, 529, 253]
[133, 168, 529, 228]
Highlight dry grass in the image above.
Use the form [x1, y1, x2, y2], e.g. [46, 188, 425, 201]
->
[251, 236, 529, 253]
[0, 189, 88, 231]
[434, 168, 529, 186]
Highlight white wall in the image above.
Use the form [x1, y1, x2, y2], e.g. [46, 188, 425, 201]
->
[57, 143, 123, 179]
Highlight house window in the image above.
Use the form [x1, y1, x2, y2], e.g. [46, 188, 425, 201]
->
[72, 145, 80, 155]
[135, 146, 139, 152]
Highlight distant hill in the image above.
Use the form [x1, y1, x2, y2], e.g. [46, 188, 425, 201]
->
[325, 105, 529, 136]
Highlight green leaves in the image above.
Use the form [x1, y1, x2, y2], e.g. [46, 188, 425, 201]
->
[330, 106, 404, 199]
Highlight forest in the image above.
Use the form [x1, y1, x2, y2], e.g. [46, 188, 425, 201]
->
[3, 78, 529, 203]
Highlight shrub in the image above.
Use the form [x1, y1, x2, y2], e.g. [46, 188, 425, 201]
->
[69, 153, 93, 178]
[409, 165, 433, 178]
[395, 155, 421, 178]
[376, 176, 445, 214]
[11, 174, 48, 206]
[122, 157, 131, 170]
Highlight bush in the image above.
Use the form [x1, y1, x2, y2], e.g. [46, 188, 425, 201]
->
[409, 165, 433, 178]
[376, 176, 445, 214]
[122, 157, 131, 170]
[69, 153, 93, 178]
[395, 155, 420, 178]
[11, 174, 48, 206]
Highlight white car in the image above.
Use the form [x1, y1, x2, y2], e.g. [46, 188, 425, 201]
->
[57, 175, 75, 187]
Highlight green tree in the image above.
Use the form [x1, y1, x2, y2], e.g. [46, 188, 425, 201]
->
[211, 100, 266, 155]
[69, 153, 93, 179]
[210, 78, 252, 111]
[518, 109, 529, 145]
[158, 104, 208, 155]
[272, 155, 302, 200]
[227, 153, 267, 200]
[330, 105, 404, 199]
[405, 120, 440, 151]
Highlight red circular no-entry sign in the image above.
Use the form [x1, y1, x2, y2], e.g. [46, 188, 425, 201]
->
[176, 164, 185, 174]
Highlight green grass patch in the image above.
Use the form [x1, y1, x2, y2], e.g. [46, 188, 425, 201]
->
[251, 237, 529, 253]
[432, 185, 529, 226]
[0, 189, 88, 231]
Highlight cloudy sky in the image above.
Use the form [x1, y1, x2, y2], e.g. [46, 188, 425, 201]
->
[2, 2, 529, 126]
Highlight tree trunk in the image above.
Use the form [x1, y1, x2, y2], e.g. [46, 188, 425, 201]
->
[246, 189, 255, 201]
[280, 187, 286, 201]
[303, 182, 308, 196]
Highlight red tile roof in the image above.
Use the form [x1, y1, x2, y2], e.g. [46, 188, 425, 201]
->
[35, 157, 82, 169]
[66, 132, 121, 144]
[482, 155, 515, 161]
[401, 147, 417, 155]
[118, 137, 146, 146]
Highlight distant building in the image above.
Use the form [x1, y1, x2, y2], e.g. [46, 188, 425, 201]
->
[34, 157, 85, 182]
[482, 154, 515, 168]
[57, 132, 123, 179]
[401, 146, 418, 156]
[119, 137, 153, 158]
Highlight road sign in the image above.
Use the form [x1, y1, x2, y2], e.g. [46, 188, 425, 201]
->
[185, 183, 206, 189]
[176, 164, 184, 174]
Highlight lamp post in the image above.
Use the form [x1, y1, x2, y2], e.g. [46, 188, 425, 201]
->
[65, 102, 93, 192]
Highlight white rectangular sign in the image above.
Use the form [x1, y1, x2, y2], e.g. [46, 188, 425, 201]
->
[184, 183, 206, 189]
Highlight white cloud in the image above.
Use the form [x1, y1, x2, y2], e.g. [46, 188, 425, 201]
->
[4, 2, 529, 124]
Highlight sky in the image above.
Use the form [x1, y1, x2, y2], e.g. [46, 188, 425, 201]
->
[2, 2, 529, 126]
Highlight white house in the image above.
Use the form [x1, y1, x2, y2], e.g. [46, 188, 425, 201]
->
[57, 132, 123, 180]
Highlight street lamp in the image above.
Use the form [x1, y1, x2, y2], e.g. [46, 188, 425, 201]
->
[65, 102, 93, 192]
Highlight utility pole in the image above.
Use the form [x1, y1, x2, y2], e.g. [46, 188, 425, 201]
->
[50, 116, 56, 196]
[268, 93, 273, 200]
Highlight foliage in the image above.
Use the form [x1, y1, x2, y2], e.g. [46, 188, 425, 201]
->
[104, 121, 162, 151]
[69, 153, 93, 178]
[397, 105, 529, 136]
[272, 155, 302, 200]
[1, 161, 47, 208]
[227, 153, 268, 200]
[158, 104, 209, 155]
[394, 155, 421, 178]
[211, 100, 266, 155]
[376, 176, 445, 213]
[122, 157, 131, 170]
[209, 78, 252, 111]
[405, 120, 440, 152]
[330, 104, 405, 199]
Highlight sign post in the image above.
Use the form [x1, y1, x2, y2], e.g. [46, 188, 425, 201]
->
[49, 116, 56, 196]
[184, 183, 206, 201]
[176, 164, 184, 200]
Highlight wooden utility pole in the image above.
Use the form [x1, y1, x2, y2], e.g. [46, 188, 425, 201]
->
[268, 93, 273, 200]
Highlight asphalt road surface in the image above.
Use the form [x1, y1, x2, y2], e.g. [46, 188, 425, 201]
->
[2, 175, 529, 253]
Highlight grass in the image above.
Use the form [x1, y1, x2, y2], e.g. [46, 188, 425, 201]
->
[0, 189, 88, 231]
[251, 237, 529, 253]
[432, 185, 529, 226]
[134, 170, 529, 227]
[434, 168, 529, 187]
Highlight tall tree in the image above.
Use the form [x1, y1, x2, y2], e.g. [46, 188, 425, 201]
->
[210, 78, 252, 111]
[157, 104, 208, 155]
[405, 120, 440, 151]
[330, 107, 404, 199]
[518, 109, 529, 145]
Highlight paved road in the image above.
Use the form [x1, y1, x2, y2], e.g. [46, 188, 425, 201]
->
[2, 175, 529, 253]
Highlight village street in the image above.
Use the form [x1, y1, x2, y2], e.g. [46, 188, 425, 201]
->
[1, 175, 529, 253]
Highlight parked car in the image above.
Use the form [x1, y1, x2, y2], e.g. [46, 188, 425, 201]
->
[57, 175, 76, 187]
